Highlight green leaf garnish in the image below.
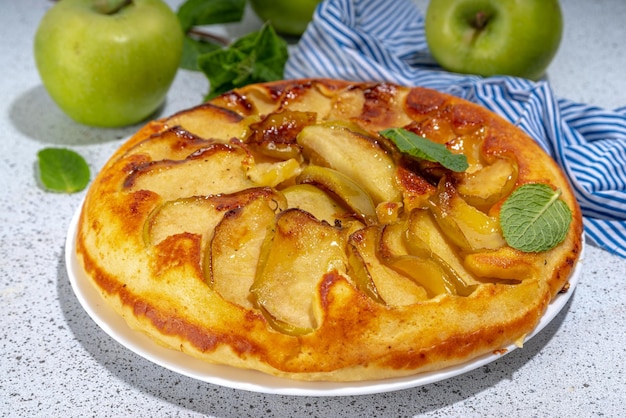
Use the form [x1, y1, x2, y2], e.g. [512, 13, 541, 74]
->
[198, 23, 288, 99]
[180, 36, 221, 71]
[37, 148, 90, 193]
[499, 183, 572, 253]
[177, 0, 245, 32]
[379, 128, 469, 172]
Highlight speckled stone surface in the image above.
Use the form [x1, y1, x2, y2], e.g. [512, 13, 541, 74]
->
[2, 1, 625, 417]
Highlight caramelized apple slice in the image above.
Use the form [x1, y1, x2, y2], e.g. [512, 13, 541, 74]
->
[250, 208, 348, 335]
[429, 178, 506, 252]
[406, 209, 479, 295]
[456, 157, 518, 209]
[396, 165, 437, 212]
[347, 226, 428, 305]
[123, 126, 215, 161]
[279, 83, 332, 117]
[376, 201, 403, 224]
[210, 84, 277, 116]
[144, 188, 282, 247]
[247, 110, 315, 160]
[208, 189, 287, 309]
[357, 83, 413, 131]
[383, 255, 454, 297]
[143, 196, 225, 247]
[282, 184, 349, 224]
[378, 222, 462, 297]
[297, 165, 376, 223]
[346, 233, 384, 304]
[247, 158, 302, 187]
[165, 102, 252, 142]
[297, 123, 401, 204]
[124, 144, 254, 201]
[377, 220, 410, 257]
[327, 87, 366, 121]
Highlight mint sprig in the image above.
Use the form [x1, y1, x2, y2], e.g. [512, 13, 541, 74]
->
[176, 0, 289, 98]
[177, 0, 245, 71]
[198, 23, 288, 99]
[379, 128, 469, 172]
[37, 148, 90, 193]
[499, 183, 572, 253]
[180, 36, 222, 71]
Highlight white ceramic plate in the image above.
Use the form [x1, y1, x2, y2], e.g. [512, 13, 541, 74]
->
[65, 203, 583, 397]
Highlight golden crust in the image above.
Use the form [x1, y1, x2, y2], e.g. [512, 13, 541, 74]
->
[76, 78, 583, 381]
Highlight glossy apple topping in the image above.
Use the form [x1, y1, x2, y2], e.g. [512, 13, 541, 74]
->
[77, 79, 582, 381]
[115, 80, 576, 335]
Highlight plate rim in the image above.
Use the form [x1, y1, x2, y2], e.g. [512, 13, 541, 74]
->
[65, 202, 584, 397]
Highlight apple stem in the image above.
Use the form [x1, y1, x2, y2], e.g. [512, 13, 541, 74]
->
[473, 11, 489, 30]
[188, 28, 230, 47]
[93, 0, 133, 15]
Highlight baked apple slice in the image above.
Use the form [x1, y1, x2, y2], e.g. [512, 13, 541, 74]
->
[347, 225, 428, 305]
[429, 178, 506, 252]
[282, 183, 349, 225]
[327, 86, 366, 121]
[246, 158, 302, 188]
[378, 221, 464, 297]
[250, 208, 348, 335]
[123, 126, 215, 162]
[247, 110, 315, 160]
[456, 157, 518, 210]
[144, 187, 282, 247]
[296, 165, 376, 223]
[143, 196, 227, 247]
[279, 82, 333, 116]
[208, 189, 287, 309]
[164, 102, 252, 142]
[406, 208, 479, 295]
[297, 123, 401, 204]
[124, 143, 254, 201]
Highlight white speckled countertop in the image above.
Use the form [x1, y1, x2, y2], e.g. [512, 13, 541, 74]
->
[2, 0, 625, 417]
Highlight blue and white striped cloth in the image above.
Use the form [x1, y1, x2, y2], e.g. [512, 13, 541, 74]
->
[285, 0, 626, 258]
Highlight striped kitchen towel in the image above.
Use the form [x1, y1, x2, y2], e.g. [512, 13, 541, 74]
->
[285, 0, 626, 258]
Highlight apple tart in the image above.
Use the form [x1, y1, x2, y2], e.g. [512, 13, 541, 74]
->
[76, 78, 583, 382]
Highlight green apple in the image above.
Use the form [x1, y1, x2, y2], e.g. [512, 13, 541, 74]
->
[425, 0, 563, 80]
[249, 0, 321, 36]
[34, 0, 183, 127]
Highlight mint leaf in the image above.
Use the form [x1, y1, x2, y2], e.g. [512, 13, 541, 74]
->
[198, 23, 288, 99]
[177, 0, 245, 32]
[379, 128, 468, 172]
[37, 148, 90, 193]
[499, 183, 572, 253]
[180, 36, 221, 71]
